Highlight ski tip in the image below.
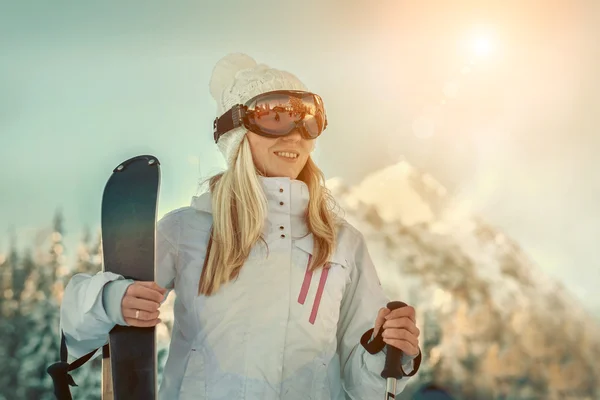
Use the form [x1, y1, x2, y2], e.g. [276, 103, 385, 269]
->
[113, 155, 161, 172]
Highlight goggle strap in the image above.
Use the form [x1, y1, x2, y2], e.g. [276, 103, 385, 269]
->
[213, 106, 245, 143]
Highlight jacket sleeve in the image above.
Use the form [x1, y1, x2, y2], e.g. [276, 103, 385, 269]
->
[154, 212, 179, 292]
[336, 230, 417, 399]
[59, 271, 133, 359]
[59, 213, 179, 360]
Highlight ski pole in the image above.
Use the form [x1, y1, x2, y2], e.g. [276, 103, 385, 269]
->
[381, 301, 408, 399]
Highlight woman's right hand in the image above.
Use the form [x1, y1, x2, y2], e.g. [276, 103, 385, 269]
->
[121, 281, 167, 327]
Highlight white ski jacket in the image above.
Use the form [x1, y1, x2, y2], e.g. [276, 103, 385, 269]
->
[60, 177, 418, 400]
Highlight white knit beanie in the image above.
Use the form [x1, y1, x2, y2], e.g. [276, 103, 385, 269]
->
[209, 53, 309, 167]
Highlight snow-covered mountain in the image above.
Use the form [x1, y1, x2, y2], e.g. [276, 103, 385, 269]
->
[327, 159, 600, 400]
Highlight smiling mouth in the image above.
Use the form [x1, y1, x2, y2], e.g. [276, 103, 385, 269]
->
[274, 151, 299, 159]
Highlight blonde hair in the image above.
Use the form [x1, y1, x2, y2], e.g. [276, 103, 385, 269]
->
[198, 135, 340, 296]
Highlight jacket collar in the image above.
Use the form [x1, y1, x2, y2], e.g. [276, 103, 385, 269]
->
[190, 176, 310, 238]
[190, 176, 348, 267]
[191, 177, 307, 212]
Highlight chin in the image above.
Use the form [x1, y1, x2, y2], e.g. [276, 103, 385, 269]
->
[263, 159, 306, 179]
[266, 170, 300, 180]
[282, 172, 300, 180]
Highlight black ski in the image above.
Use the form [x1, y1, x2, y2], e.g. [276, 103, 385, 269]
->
[101, 154, 161, 400]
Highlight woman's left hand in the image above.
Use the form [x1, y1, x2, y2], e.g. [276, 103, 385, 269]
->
[373, 305, 420, 357]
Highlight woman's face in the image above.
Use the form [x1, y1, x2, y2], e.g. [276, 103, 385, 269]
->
[246, 130, 315, 179]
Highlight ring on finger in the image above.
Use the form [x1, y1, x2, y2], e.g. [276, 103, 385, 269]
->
[135, 309, 140, 319]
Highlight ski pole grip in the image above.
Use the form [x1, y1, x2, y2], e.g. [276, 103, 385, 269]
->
[380, 301, 408, 379]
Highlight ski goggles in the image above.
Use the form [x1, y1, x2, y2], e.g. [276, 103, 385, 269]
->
[213, 90, 328, 143]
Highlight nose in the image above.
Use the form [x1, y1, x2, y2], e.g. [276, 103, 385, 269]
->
[281, 129, 302, 142]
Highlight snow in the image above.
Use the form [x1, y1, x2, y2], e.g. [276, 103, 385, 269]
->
[328, 159, 600, 399]
[340, 161, 436, 226]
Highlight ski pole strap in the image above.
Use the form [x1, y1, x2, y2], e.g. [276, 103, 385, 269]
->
[360, 327, 386, 355]
[359, 328, 421, 377]
[47, 331, 106, 400]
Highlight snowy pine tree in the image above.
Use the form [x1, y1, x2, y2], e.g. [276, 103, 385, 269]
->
[0, 245, 16, 400]
[65, 226, 105, 400]
[14, 250, 35, 305]
[71, 226, 102, 276]
[16, 211, 68, 400]
[157, 345, 169, 386]
[2, 211, 172, 399]
[0, 240, 33, 400]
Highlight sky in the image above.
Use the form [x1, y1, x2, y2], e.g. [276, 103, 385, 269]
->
[1, 0, 599, 313]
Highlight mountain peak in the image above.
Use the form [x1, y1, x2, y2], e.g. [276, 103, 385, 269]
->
[327, 160, 600, 399]
[327, 159, 449, 226]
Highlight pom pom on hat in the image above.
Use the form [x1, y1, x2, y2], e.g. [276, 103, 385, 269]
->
[209, 53, 258, 115]
[209, 53, 309, 167]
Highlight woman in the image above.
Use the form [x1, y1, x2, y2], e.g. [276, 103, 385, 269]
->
[60, 53, 422, 399]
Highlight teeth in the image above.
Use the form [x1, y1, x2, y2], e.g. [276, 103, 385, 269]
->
[275, 152, 298, 159]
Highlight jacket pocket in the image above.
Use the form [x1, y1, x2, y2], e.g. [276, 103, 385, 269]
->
[293, 234, 350, 330]
[179, 348, 207, 400]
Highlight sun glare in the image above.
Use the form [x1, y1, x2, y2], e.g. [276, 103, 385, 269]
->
[472, 34, 494, 57]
